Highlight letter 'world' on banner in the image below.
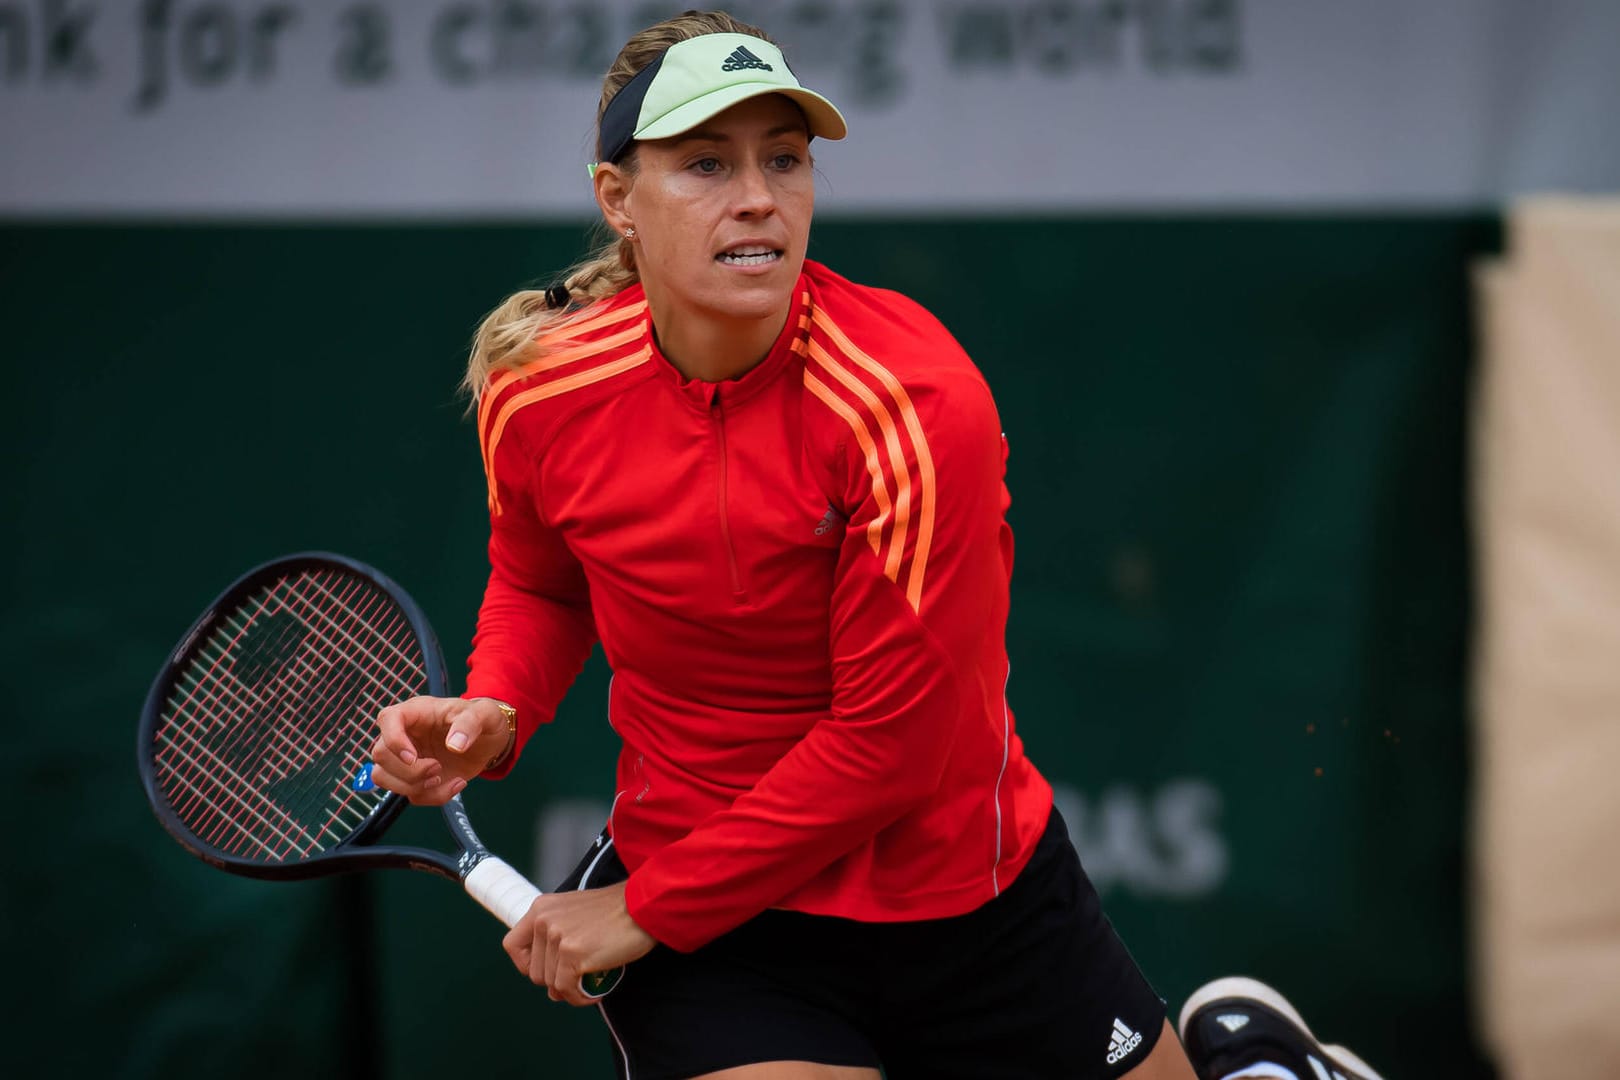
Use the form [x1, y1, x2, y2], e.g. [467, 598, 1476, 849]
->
[1, 0, 1617, 217]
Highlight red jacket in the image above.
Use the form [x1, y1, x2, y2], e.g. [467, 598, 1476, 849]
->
[466, 260, 1052, 952]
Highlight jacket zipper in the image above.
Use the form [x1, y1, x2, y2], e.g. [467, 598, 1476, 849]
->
[711, 397, 745, 598]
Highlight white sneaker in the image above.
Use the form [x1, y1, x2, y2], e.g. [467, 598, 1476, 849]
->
[1178, 977, 1386, 1080]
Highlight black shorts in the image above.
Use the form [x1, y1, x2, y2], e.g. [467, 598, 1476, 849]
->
[557, 806, 1166, 1080]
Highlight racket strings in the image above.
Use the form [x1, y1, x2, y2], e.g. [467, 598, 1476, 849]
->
[157, 573, 394, 856]
[158, 570, 412, 857]
[153, 567, 429, 863]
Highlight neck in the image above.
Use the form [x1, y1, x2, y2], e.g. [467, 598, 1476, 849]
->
[643, 291, 789, 383]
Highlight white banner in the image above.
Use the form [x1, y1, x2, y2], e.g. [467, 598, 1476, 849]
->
[2, 0, 1617, 218]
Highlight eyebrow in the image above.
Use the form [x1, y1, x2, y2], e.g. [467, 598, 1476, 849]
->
[667, 123, 809, 146]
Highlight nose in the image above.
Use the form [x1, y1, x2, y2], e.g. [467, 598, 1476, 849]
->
[730, 160, 777, 220]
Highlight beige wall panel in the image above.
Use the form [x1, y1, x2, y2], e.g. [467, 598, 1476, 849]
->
[1473, 198, 1620, 1080]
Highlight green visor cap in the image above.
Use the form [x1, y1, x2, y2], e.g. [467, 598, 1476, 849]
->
[597, 33, 848, 163]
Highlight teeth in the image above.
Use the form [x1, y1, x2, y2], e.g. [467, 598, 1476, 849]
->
[719, 248, 779, 266]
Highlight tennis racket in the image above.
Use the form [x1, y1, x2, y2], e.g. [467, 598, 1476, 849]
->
[136, 550, 621, 998]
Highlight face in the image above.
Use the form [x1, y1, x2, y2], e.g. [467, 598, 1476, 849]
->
[598, 93, 814, 327]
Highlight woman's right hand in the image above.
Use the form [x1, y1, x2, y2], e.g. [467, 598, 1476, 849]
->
[368, 695, 514, 805]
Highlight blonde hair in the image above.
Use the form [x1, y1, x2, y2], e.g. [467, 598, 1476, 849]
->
[462, 10, 780, 402]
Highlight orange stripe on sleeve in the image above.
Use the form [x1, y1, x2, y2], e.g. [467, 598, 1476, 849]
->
[812, 311, 938, 612]
[803, 370, 890, 559]
[482, 345, 653, 514]
[477, 301, 649, 438]
[539, 298, 649, 350]
[808, 340, 911, 585]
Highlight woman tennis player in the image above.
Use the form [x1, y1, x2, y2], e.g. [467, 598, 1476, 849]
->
[368, 10, 1198, 1079]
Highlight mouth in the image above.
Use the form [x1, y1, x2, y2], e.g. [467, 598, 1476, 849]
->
[716, 244, 784, 268]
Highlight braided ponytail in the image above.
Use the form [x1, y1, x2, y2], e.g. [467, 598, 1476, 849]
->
[461, 230, 638, 402]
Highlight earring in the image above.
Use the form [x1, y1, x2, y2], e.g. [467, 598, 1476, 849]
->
[625, 227, 636, 239]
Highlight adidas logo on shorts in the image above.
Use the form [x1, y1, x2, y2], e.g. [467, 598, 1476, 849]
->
[1106, 1017, 1143, 1065]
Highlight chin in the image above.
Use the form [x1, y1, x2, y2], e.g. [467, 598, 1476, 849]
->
[699, 281, 796, 322]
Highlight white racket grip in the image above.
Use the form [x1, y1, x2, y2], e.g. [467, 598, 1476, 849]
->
[464, 856, 543, 929]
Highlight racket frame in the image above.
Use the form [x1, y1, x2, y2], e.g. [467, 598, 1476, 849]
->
[138, 550, 461, 881]
[138, 550, 621, 997]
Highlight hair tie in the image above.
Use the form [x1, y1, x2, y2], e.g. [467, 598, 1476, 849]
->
[544, 283, 570, 310]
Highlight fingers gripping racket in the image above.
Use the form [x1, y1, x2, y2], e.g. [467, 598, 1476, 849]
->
[137, 551, 621, 997]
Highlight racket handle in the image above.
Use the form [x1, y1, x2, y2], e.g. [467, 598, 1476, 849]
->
[463, 856, 624, 999]
[464, 855, 541, 928]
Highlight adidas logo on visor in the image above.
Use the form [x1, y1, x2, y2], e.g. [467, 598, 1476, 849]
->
[721, 45, 774, 72]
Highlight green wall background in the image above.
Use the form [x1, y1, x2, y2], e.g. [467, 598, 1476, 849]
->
[1, 216, 1497, 1078]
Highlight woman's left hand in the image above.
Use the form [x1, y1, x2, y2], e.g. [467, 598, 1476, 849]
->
[503, 880, 658, 1005]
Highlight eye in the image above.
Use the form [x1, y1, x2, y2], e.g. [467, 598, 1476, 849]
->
[769, 152, 801, 171]
[691, 157, 723, 175]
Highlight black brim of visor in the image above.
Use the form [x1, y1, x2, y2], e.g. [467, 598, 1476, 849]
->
[597, 54, 666, 165]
